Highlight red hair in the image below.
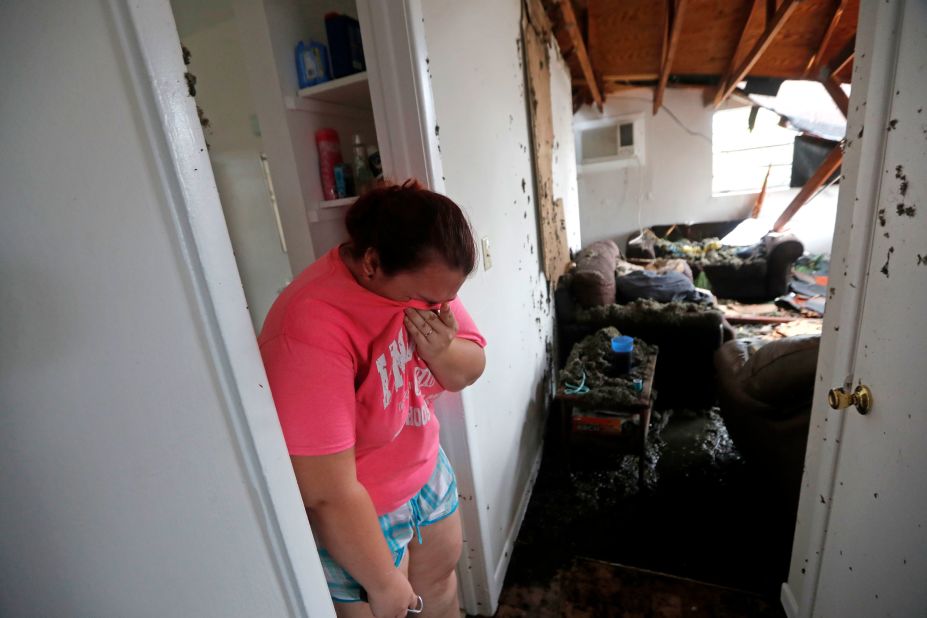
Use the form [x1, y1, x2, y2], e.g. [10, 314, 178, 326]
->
[344, 179, 477, 276]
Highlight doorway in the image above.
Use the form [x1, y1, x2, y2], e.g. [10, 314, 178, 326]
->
[170, 0, 293, 332]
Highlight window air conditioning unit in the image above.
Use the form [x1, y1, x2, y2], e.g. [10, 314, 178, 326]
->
[574, 114, 645, 174]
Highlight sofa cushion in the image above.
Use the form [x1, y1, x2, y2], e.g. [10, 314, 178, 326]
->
[615, 270, 708, 304]
[617, 257, 693, 281]
[571, 240, 621, 308]
[741, 335, 820, 410]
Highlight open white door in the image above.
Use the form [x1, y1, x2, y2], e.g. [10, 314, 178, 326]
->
[783, 1, 927, 616]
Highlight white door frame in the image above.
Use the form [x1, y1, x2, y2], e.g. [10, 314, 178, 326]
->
[780, 0, 905, 616]
[357, 2, 497, 613]
[117, 1, 334, 615]
[357, 0, 445, 192]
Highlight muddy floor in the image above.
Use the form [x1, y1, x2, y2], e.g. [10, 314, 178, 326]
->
[494, 406, 796, 614]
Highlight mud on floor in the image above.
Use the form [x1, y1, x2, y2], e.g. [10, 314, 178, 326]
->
[500, 405, 790, 607]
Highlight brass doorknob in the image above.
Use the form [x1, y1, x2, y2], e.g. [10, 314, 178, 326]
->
[827, 385, 873, 415]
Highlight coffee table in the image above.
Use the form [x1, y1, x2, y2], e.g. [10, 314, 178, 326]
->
[556, 336, 658, 489]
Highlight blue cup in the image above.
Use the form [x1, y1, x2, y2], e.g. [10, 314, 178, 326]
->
[610, 336, 635, 375]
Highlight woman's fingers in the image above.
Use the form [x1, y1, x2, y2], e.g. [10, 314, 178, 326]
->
[405, 308, 445, 337]
[404, 316, 427, 340]
[403, 309, 427, 333]
[438, 302, 456, 327]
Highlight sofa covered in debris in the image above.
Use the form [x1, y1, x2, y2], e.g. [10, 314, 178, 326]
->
[555, 239, 732, 408]
[626, 220, 804, 303]
[713, 334, 819, 506]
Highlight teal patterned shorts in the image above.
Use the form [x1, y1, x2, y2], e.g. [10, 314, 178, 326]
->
[318, 447, 459, 603]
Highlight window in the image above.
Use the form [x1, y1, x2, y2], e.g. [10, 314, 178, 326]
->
[712, 105, 797, 195]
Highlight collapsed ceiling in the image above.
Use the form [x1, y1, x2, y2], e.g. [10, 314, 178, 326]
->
[543, 0, 858, 114]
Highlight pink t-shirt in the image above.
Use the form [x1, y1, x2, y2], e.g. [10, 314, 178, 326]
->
[258, 247, 486, 515]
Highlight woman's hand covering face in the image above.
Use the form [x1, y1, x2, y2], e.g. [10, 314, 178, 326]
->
[404, 303, 458, 363]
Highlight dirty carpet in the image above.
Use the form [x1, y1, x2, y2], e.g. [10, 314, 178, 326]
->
[484, 407, 792, 617]
[494, 558, 783, 618]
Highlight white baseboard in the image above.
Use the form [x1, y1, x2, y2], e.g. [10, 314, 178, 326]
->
[781, 582, 799, 618]
[490, 445, 544, 597]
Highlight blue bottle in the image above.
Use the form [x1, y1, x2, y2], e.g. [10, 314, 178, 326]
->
[295, 40, 331, 89]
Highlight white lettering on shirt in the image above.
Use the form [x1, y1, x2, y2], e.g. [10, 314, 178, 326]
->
[388, 329, 413, 392]
[375, 354, 391, 408]
[376, 327, 416, 411]
[413, 366, 436, 397]
[405, 405, 431, 427]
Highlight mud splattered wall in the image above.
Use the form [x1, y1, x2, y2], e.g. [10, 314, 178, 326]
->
[420, 0, 576, 612]
[523, 8, 571, 281]
[785, 1, 927, 615]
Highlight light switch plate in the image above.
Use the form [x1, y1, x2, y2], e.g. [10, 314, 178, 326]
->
[481, 237, 492, 271]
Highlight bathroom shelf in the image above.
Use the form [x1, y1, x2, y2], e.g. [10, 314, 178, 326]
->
[319, 197, 356, 209]
[308, 197, 356, 222]
[297, 72, 370, 109]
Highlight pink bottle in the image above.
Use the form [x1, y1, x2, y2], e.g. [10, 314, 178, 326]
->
[315, 128, 343, 201]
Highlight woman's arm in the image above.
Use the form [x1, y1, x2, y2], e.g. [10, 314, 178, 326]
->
[291, 449, 417, 617]
[418, 337, 485, 392]
[404, 304, 486, 391]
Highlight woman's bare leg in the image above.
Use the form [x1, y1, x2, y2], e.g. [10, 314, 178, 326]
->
[407, 511, 463, 618]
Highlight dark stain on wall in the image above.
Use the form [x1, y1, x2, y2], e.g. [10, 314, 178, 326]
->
[896, 204, 916, 217]
[880, 246, 895, 277]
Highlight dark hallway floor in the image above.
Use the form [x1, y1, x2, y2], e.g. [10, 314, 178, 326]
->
[487, 407, 793, 617]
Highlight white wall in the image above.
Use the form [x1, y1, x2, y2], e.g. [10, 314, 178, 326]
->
[420, 0, 577, 612]
[174, 6, 293, 331]
[752, 185, 840, 255]
[574, 89, 842, 254]
[0, 1, 326, 615]
[575, 89, 755, 249]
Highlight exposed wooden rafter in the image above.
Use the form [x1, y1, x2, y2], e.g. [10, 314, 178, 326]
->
[707, 0, 762, 106]
[605, 73, 660, 82]
[828, 36, 855, 78]
[558, 0, 603, 109]
[766, 0, 778, 25]
[712, 0, 801, 108]
[823, 73, 849, 117]
[804, 0, 845, 78]
[773, 144, 843, 232]
[526, 0, 552, 35]
[653, 0, 689, 114]
[819, 20, 851, 118]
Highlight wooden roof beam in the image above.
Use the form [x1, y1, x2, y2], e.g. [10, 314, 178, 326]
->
[773, 144, 843, 232]
[526, 0, 552, 35]
[653, 0, 689, 115]
[605, 73, 660, 81]
[706, 0, 761, 106]
[804, 0, 845, 78]
[557, 0, 603, 109]
[828, 36, 856, 78]
[819, 31, 852, 119]
[712, 0, 801, 108]
[823, 73, 849, 117]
